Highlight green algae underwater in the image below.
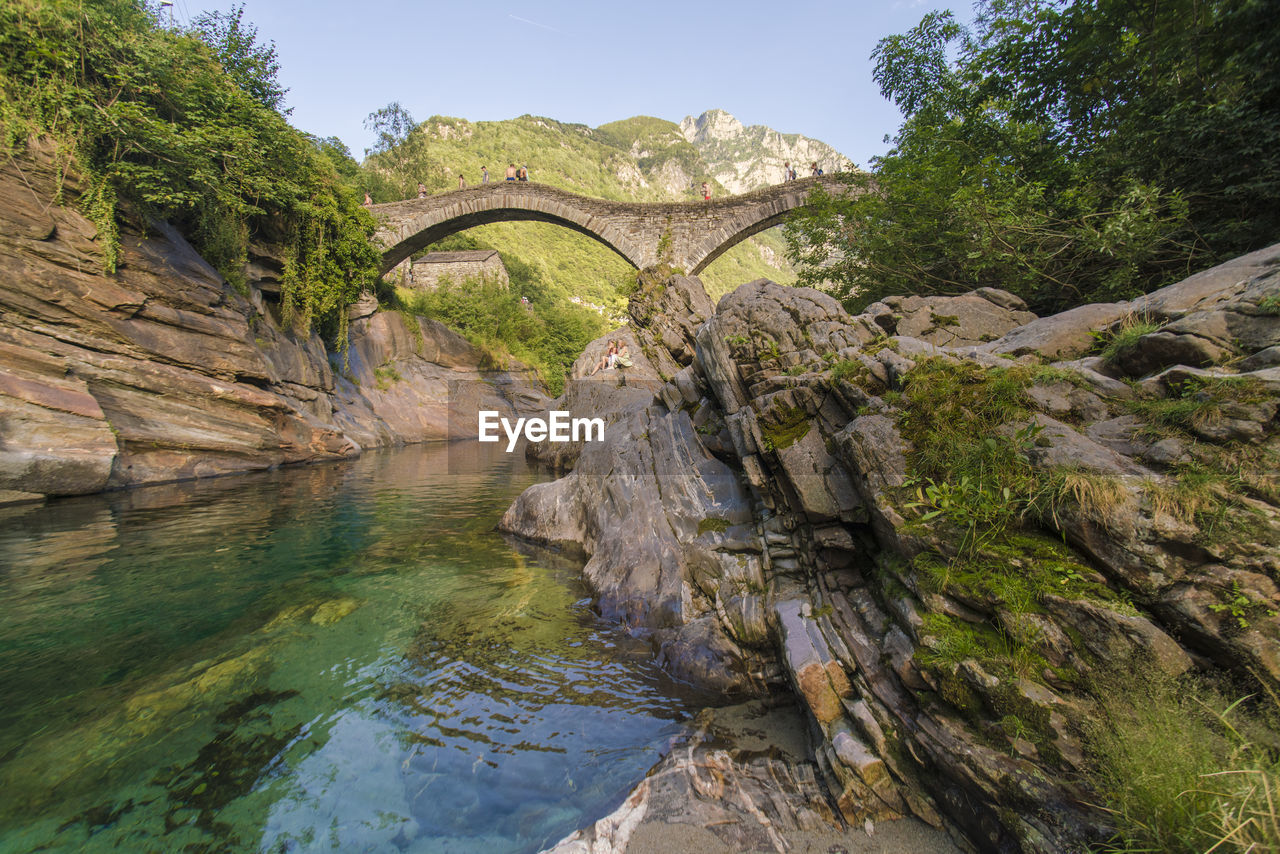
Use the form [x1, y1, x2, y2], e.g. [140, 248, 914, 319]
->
[0, 443, 713, 853]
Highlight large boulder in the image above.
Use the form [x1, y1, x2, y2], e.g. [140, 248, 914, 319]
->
[524, 328, 664, 470]
[865, 289, 1037, 348]
[502, 250, 1280, 854]
[500, 403, 769, 692]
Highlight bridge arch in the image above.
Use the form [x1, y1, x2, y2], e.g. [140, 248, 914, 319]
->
[370, 176, 851, 278]
[374, 187, 647, 275]
[686, 203, 797, 275]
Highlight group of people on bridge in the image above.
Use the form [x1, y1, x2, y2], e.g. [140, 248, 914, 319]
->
[457, 164, 531, 190]
[782, 161, 824, 182]
[359, 163, 533, 205]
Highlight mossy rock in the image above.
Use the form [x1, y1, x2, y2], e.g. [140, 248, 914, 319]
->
[697, 517, 730, 536]
[759, 403, 811, 451]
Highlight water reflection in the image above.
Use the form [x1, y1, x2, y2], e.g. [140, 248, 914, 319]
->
[0, 443, 711, 853]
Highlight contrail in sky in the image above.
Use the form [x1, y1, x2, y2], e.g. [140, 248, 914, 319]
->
[508, 14, 560, 32]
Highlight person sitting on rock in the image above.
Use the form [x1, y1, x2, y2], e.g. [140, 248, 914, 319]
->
[417, 182, 428, 198]
[362, 191, 373, 207]
[614, 341, 633, 368]
[589, 341, 619, 375]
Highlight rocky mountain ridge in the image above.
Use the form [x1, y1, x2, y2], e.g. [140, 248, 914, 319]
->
[679, 109, 854, 194]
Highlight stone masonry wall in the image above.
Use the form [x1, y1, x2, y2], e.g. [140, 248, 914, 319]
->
[409, 250, 509, 290]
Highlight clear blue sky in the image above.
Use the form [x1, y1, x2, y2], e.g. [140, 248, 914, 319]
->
[171, 0, 969, 166]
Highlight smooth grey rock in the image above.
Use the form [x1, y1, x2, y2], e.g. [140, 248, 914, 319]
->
[1043, 596, 1192, 676]
[873, 291, 1037, 348]
[1108, 330, 1231, 377]
[985, 302, 1130, 360]
[1241, 346, 1280, 370]
[346, 291, 379, 320]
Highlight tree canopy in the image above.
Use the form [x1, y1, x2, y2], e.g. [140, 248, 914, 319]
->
[0, 0, 380, 346]
[786, 0, 1280, 314]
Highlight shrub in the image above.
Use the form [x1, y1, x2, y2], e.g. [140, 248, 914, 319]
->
[397, 271, 604, 396]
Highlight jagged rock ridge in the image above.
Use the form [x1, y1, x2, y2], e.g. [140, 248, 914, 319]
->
[679, 108, 854, 194]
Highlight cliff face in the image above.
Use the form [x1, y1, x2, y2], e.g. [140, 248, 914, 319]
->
[679, 109, 854, 193]
[500, 247, 1280, 851]
[0, 142, 545, 504]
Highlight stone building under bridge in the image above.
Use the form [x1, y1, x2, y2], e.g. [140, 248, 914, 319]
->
[403, 250, 509, 290]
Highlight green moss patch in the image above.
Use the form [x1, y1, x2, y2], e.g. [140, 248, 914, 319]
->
[696, 517, 731, 536]
[759, 404, 811, 451]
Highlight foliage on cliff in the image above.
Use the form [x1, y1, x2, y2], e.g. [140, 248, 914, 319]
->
[786, 0, 1280, 315]
[0, 0, 380, 346]
[396, 235, 606, 397]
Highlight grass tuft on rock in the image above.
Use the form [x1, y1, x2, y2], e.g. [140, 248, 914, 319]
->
[1098, 317, 1163, 369]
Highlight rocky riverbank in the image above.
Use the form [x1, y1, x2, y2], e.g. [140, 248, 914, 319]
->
[502, 247, 1280, 852]
[0, 142, 545, 505]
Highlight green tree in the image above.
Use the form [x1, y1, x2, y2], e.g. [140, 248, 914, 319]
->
[364, 101, 415, 156]
[189, 3, 287, 113]
[970, 0, 1280, 255]
[786, 0, 1276, 314]
[0, 0, 380, 347]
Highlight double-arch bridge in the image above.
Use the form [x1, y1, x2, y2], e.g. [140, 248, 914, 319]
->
[369, 175, 850, 276]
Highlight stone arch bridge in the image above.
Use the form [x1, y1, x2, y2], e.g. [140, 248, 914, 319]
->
[370, 175, 851, 277]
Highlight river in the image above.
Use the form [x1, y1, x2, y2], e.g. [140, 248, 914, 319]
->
[0, 443, 714, 853]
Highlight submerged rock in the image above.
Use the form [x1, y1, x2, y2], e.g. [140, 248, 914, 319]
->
[542, 699, 961, 854]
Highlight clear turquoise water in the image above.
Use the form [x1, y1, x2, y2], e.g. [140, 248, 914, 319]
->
[0, 443, 709, 853]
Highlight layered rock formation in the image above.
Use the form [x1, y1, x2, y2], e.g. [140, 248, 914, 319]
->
[0, 142, 544, 504]
[503, 245, 1280, 852]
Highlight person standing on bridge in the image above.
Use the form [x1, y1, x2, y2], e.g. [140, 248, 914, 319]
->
[506, 163, 518, 181]
[783, 162, 792, 182]
[482, 166, 489, 184]
[459, 174, 467, 190]
[417, 182, 428, 199]
[702, 182, 711, 201]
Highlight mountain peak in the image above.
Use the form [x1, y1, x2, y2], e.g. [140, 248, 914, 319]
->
[678, 109, 851, 194]
[679, 109, 745, 144]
